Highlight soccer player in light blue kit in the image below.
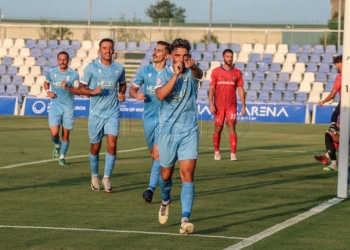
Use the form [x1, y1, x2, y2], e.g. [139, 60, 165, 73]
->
[155, 38, 203, 234]
[43, 51, 79, 166]
[64, 38, 126, 193]
[129, 41, 171, 203]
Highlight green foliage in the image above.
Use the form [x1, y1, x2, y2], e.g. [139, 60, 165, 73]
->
[146, 0, 186, 23]
[200, 32, 219, 46]
[38, 17, 73, 40]
[116, 14, 147, 44]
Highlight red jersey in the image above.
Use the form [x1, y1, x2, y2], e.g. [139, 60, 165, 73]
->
[210, 66, 243, 109]
[333, 73, 342, 99]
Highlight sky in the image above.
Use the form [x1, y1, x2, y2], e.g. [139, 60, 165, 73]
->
[0, 0, 331, 25]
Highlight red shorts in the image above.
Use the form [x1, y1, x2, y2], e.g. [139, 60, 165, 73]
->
[334, 142, 339, 150]
[214, 108, 237, 126]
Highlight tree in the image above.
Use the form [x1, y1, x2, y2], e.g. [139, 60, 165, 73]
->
[146, 0, 186, 23]
[52, 27, 73, 40]
[116, 14, 147, 44]
[38, 17, 73, 40]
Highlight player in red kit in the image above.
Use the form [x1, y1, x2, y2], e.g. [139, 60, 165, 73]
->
[209, 49, 246, 161]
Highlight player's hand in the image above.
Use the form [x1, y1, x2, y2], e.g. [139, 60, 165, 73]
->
[184, 58, 195, 69]
[47, 91, 56, 98]
[91, 86, 102, 95]
[209, 103, 216, 114]
[318, 101, 324, 107]
[118, 92, 126, 101]
[173, 62, 183, 75]
[328, 122, 339, 134]
[241, 106, 246, 117]
[135, 92, 146, 101]
[61, 81, 69, 90]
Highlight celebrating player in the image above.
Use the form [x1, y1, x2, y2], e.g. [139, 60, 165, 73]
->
[155, 38, 203, 234]
[129, 41, 171, 203]
[43, 51, 79, 165]
[64, 38, 126, 193]
[208, 49, 246, 161]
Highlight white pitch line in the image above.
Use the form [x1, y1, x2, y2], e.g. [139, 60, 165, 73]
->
[0, 225, 246, 240]
[224, 197, 344, 250]
[0, 147, 148, 170]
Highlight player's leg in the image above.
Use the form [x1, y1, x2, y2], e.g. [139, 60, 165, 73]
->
[330, 101, 340, 124]
[226, 108, 238, 161]
[59, 116, 74, 165]
[49, 113, 62, 158]
[101, 116, 120, 193]
[158, 132, 177, 224]
[323, 132, 338, 171]
[213, 110, 224, 160]
[177, 130, 199, 235]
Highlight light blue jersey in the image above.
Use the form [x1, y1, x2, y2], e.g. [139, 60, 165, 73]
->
[81, 59, 126, 119]
[132, 63, 161, 126]
[155, 66, 201, 134]
[46, 67, 79, 115]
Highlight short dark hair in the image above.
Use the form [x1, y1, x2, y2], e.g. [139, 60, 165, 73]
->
[157, 41, 171, 54]
[333, 54, 342, 64]
[57, 51, 69, 59]
[99, 38, 114, 48]
[222, 49, 233, 56]
[170, 38, 191, 53]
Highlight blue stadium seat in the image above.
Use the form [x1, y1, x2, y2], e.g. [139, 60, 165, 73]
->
[30, 48, 41, 58]
[19, 85, 29, 96]
[59, 40, 70, 50]
[12, 75, 23, 86]
[253, 72, 265, 82]
[48, 57, 58, 67]
[201, 80, 210, 89]
[234, 62, 245, 71]
[191, 51, 202, 61]
[149, 42, 157, 51]
[269, 63, 281, 72]
[278, 72, 289, 82]
[337, 45, 343, 55]
[334, 94, 340, 102]
[257, 62, 269, 73]
[242, 71, 253, 83]
[5, 84, 17, 95]
[25, 39, 36, 49]
[325, 45, 336, 54]
[246, 90, 257, 102]
[301, 44, 312, 54]
[261, 53, 273, 63]
[42, 48, 53, 58]
[41, 66, 51, 76]
[198, 61, 209, 71]
[269, 91, 282, 103]
[6, 66, 18, 77]
[138, 42, 149, 52]
[143, 50, 153, 60]
[207, 43, 217, 52]
[286, 82, 299, 92]
[231, 43, 241, 53]
[274, 81, 286, 92]
[322, 53, 334, 63]
[0, 65, 6, 75]
[289, 44, 300, 54]
[265, 72, 277, 82]
[66, 48, 75, 58]
[195, 43, 206, 53]
[324, 81, 333, 92]
[313, 44, 324, 54]
[315, 72, 327, 82]
[52, 49, 63, 58]
[297, 53, 309, 63]
[309, 54, 321, 63]
[328, 72, 338, 82]
[318, 63, 330, 73]
[257, 90, 270, 102]
[37, 39, 47, 49]
[48, 40, 58, 49]
[261, 80, 274, 91]
[126, 41, 137, 52]
[305, 62, 318, 73]
[249, 53, 261, 63]
[35, 57, 47, 67]
[281, 90, 295, 103]
[218, 43, 229, 52]
[249, 80, 261, 91]
[139, 59, 150, 68]
[214, 51, 222, 61]
[245, 62, 256, 72]
[2, 57, 13, 66]
[202, 52, 213, 62]
[0, 75, 11, 85]
[71, 40, 81, 50]
[0, 83, 5, 94]
[294, 92, 307, 103]
[12, 93, 23, 103]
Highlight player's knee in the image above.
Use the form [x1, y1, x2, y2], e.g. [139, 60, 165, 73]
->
[181, 172, 194, 182]
[161, 169, 172, 181]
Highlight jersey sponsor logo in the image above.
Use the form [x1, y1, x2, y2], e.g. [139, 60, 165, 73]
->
[156, 77, 162, 85]
[217, 81, 236, 85]
[52, 81, 64, 88]
[232, 76, 236, 81]
[66, 75, 70, 81]
[115, 70, 119, 76]
[97, 80, 116, 89]
[183, 76, 188, 81]
[74, 106, 86, 110]
[32, 101, 46, 114]
[146, 85, 155, 92]
[54, 74, 57, 78]
[245, 106, 288, 117]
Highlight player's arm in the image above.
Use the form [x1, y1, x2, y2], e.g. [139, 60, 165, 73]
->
[237, 86, 246, 116]
[118, 68, 127, 101]
[318, 89, 337, 107]
[76, 83, 102, 96]
[208, 73, 216, 113]
[129, 71, 146, 101]
[185, 58, 203, 80]
[155, 62, 182, 101]
[43, 74, 56, 98]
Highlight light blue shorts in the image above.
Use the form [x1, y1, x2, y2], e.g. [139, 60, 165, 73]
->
[158, 129, 199, 168]
[88, 115, 120, 144]
[143, 121, 159, 149]
[48, 110, 74, 130]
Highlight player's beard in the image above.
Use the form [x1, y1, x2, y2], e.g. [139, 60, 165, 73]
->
[223, 59, 233, 67]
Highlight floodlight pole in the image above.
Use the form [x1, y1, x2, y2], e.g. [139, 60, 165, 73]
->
[88, 0, 91, 40]
[208, 0, 212, 44]
[337, 0, 350, 198]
